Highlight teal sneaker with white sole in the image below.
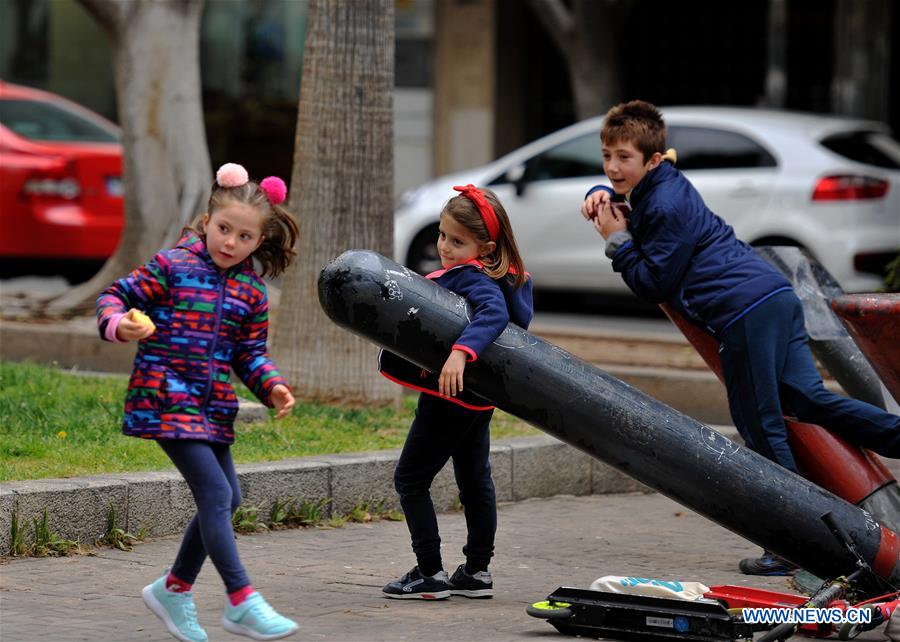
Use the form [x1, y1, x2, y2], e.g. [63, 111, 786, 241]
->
[222, 591, 298, 640]
[142, 574, 208, 642]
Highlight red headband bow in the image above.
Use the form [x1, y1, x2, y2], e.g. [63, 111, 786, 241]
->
[452, 184, 499, 242]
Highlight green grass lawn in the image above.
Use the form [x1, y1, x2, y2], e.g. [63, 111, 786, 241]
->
[0, 362, 538, 481]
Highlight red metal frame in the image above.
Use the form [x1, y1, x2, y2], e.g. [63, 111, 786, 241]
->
[658, 303, 896, 507]
[831, 293, 900, 404]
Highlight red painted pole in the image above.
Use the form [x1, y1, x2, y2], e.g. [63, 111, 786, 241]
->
[831, 293, 900, 404]
[659, 303, 900, 534]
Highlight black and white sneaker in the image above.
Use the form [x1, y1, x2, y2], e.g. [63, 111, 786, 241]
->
[449, 564, 493, 598]
[382, 566, 451, 600]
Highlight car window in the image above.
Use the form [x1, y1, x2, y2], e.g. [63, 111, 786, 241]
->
[666, 126, 776, 170]
[819, 131, 900, 169]
[524, 132, 605, 181]
[0, 99, 119, 143]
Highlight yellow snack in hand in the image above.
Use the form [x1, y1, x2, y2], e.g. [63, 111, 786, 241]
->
[128, 309, 156, 333]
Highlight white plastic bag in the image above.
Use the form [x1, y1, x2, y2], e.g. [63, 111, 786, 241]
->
[589, 575, 711, 601]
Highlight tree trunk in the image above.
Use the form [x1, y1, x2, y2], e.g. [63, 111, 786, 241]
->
[49, 0, 211, 313]
[761, 0, 787, 108]
[272, 0, 398, 406]
[526, 0, 628, 120]
[831, 0, 891, 121]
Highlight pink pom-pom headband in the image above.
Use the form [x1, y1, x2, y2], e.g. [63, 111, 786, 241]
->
[259, 176, 287, 205]
[215, 163, 287, 205]
[216, 163, 248, 188]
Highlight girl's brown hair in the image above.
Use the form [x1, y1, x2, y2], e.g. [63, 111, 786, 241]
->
[441, 187, 527, 288]
[186, 179, 299, 277]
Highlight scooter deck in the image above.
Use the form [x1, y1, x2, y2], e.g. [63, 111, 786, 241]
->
[534, 586, 756, 641]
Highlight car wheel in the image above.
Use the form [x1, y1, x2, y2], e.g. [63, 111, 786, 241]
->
[751, 236, 802, 249]
[406, 225, 441, 275]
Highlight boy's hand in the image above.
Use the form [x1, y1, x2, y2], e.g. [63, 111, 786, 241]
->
[438, 349, 468, 398]
[115, 309, 156, 342]
[270, 384, 295, 419]
[594, 202, 628, 240]
[581, 189, 611, 221]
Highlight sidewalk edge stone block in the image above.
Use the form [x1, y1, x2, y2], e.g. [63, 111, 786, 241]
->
[508, 435, 592, 501]
[318, 451, 404, 516]
[591, 459, 652, 495]
[119, 471, 195, 538]
[489, 443, 513, 503]
[6, 477, 128, 546]
[0, 485, 16, 555]
[237, 460, 331, 519]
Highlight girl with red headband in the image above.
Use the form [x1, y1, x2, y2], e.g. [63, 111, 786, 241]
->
[97, 163, 300, 641]
[379, 185, 533, 600]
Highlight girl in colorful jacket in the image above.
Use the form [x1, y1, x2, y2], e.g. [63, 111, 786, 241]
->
[379, 185, 533, 600]
[96, 163, 299, 642]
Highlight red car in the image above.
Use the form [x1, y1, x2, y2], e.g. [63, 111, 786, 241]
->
[0, 81, 123, 271]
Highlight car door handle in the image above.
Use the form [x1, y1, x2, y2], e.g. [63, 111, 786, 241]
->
[729, 186, 762, 198]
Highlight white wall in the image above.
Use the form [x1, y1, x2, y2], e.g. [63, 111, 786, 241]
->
[394, 87, 433, 202]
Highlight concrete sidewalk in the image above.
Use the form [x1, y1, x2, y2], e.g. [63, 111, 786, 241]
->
[2, 492, 890, 642]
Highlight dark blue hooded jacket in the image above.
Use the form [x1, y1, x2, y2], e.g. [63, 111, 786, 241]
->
[587, 161, 790, 335]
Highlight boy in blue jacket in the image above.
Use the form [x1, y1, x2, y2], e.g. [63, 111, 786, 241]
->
[581, 100, 900, 576]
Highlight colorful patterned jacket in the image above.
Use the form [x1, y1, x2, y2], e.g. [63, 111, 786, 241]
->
[96, 234, 288, 444]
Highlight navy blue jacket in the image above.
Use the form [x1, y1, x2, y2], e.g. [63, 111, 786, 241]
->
[379, 261, 534, 410]
[587, 162, 790, 335]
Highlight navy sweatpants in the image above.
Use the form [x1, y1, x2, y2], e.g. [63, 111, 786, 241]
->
[159, 439, 250, 593]
[394, 394, 497, 576]
[719, 289, 900, 473]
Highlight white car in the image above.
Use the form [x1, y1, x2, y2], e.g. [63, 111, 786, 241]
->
[394, 107, 900, 294]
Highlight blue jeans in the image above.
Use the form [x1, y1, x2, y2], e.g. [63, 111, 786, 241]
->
[719, 290, 900, 473]
[394, 394, 497, 575]
[159, 439, 250, 593]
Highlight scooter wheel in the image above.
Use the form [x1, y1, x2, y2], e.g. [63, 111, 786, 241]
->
[526, 600, 573, 620]
[837, 605, 877, 640]
[838, 621, 863, 640]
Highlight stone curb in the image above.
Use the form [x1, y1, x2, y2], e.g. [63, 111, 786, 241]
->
[0, 438, 629, 556]
[0, 428, 743, 557]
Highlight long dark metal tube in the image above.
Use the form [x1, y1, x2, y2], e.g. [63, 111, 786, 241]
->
[318, 250, 900, 586]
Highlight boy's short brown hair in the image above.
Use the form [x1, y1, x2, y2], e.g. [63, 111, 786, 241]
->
[601, 100, 667, 162]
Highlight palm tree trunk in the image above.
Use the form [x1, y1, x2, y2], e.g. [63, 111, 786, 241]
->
[272, 0, 399, 405]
